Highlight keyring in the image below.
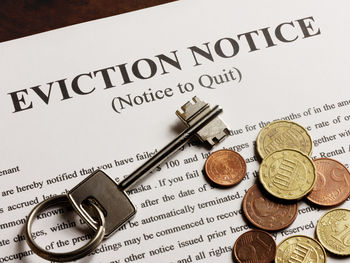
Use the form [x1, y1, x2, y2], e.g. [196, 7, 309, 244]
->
[25, 194, 105, 262]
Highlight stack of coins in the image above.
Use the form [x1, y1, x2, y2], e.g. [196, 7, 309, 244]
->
[243, 120, 350, 262]
[256, 120, 316, 201]
[205, 120, 350, 262]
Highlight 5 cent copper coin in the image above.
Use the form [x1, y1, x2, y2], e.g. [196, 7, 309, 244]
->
[233, 229, 276, 263]
[205, 149, 246, 186]
[307, 158, 350, 206]
[243, 184, 298, 231]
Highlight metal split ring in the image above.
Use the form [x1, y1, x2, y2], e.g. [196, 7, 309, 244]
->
[25, 194, 105, 262]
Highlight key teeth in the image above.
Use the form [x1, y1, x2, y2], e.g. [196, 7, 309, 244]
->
[192, 96, 200, 103]
[176, 101, 192, 119]
[177, 96, 207, 121]
[223, 127, 231, 137]
[175, 110, 186, 123]
[206, 132, 228, 147]
[207, 138, 215, 147]
[207, 137, 221, 147]
[181, 102, 191, 112]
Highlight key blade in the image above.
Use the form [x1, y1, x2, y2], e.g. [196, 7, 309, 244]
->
[176, 96, 231, 146]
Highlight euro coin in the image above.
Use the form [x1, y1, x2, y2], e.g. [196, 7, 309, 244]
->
[259, 149, 316, 200]
[275, 235, 327, 263]
[243, 184, 298, 231]
[257, 120, 312, 159]
[233, 229, 276, 263]
[204, 149, 246, 186]
[307, 158, 350, 206]
[316, 208, 350, 255]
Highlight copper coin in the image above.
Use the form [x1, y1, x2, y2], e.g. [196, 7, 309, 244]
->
[205, 149, 246, 186]
[307, 158, 350, 206]
[233, 229, 276, 263]
[243, 184, 298, 231]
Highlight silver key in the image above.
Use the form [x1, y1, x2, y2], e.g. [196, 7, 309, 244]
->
[25, 97, 230, 262]
[69, 96, 230, 238]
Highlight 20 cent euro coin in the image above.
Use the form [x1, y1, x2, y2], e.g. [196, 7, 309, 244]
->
[257, 120, 312, 159]
[276, 235, 327, 263]
[259, 149, 316, 200]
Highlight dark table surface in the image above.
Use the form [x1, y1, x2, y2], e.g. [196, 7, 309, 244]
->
[0, 0, 174, 43]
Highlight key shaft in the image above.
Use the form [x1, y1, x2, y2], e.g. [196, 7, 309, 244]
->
[119, 105, 222, 190]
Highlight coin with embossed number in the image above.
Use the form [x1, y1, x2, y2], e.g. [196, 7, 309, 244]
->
[243, 184, 298, 231]
[205, 149, 246, 186]
[307, 158, 350, 206]
[259, 149, 316, 200]
[316, 208, 350, 255]
[257, 120, 312, 159]
[233, 229, 276, 263]
[275, 235, 327, 263]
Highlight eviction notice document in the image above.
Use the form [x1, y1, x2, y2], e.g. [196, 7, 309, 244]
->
[0, 0, 350, 262]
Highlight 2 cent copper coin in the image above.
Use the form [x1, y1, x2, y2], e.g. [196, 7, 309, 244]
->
[205, 149, 246, 186]
[307, 158, 350, 206]
[233, 229, 276, 263]
[243, 184, 298, 231]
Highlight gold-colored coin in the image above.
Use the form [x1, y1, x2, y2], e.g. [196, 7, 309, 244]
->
[276, 235, 327, 263]
[257, 120, 312, 159]
[259, 149, 316, 200]
[316, 208, 350, 256]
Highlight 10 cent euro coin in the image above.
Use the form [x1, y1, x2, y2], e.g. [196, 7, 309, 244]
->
[316, 208, 350, 256]
[259, 149, 316, 200]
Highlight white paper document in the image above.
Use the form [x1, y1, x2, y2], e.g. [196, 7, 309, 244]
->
[1, 0, 350, 262]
